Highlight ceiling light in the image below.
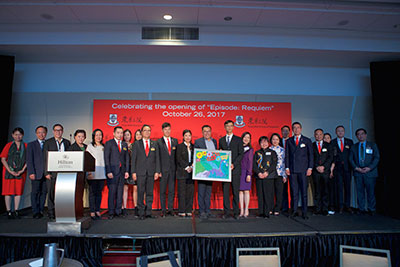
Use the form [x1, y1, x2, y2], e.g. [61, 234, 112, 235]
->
[40, 13, 54, 20]
[224, 16, 232, 21]
[163, 14, 173, 21]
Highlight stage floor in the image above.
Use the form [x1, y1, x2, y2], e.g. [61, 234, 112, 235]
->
[1, 209, 400, 238]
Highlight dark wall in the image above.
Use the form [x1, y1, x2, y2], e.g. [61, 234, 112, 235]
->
[370, 61, 400, 218]
[0, 55, 15, 213]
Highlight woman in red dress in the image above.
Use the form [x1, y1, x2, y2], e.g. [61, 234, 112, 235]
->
[1, 127, 27, 219]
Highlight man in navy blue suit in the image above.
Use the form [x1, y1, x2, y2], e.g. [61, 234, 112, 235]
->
[285, 122, 314, 219]
[26, 125, 48, 219]
[104, 126, 130, 219]
[194, 125, 218, 219]
[349, 128, 380, 215]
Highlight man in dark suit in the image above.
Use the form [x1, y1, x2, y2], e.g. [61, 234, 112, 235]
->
[156, 122, 178, 217]
[194, 125, 218, 219]
[349, 128, 380, 215]
[27, 125, 48, 219]
[43, 123, 71, 220]
[280, 125, 291, 213]
[285, 122, 314, 219]
[332, 125, 354, 213]
[131, 125, 161, 220]
[219, 120, 244, 219]
[104, 126, 130, 219]
[312, 129, 333, 216]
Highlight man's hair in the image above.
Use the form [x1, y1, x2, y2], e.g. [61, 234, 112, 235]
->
[162, 122, 171, 129]
[202, 125, 212, 131]
[35, 125, 48, 133]
[355, 128, 367, 135]
[224, 120, 234, 126]
[52, 124, 63, 130]
[292, 121, 302, 128]
[114, 126, 123, 132]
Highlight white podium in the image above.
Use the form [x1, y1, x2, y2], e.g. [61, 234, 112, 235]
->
[46, 151, 95, 234]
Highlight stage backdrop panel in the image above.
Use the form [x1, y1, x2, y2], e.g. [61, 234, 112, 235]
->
[93, 100, 291, 210]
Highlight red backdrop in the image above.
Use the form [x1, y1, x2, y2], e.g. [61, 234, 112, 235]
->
[92, 100, 291, 210]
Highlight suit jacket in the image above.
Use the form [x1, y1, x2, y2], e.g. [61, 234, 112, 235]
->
[104, 139, 129, 181]
[219, 135, 244, 175]
[194, 137, 218, 150]
[253, 148, 278, 179]
[332, 137, 354, 172]
[131, 139, 161, 176]
[349, 141, 380, 178]
[176, 142, 194, 180]
[43, 137, 71, 177]
[285, 135, 314, 173]
[26, 140, 45, 180]
[312, 141, 333, 175]
[156, 137, 178, 174]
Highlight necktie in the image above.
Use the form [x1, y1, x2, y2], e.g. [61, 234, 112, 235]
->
[40, 141, 44, 150]
[360, 143, 365, 162]
[118, 140, 121, 153]
[318, 142, 322, 154]
[167, 138, 171, 155]
[145, 140, 149, 156]
[340, 139, 344, 152]
[295, 136, 299, 146]
[227, 136, 231, 147]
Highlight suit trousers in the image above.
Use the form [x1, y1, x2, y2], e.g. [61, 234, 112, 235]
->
[223, 172, 240, 216]
[355, 174, 377, 212]
[88, 179, 105, 213]
[159, 170, 176, 212]
[137, 174, 155, 216]
[198, 180, 213, 215]
[334, 164, 352, 209]
[177, 176, 194, 214]
[107, 174, 124, 215]
[46, 176, 57, 216]
[290, 172, 308, 214]
[256, 178, 274, 215]
[313, 172, 330, 212]
[31, 177, 47, 214]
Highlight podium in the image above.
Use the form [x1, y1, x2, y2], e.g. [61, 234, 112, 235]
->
[46, 151, 95, 234]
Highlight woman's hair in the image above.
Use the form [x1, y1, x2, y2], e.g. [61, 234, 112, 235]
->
[241, 131, 252, 148]
[12, 127, 24, 135]
[123, 129, 132, 143]
[134, 129, 142, 142]
[91, 129, 103, 146]
[183, 129, 192, 137]
[270, 133, 282, 146]
[74, 129, 86, 138]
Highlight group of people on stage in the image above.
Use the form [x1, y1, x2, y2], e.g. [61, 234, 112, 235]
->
[1, 120, 380, 221]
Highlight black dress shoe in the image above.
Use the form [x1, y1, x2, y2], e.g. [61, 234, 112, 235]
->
[322, 210, 329, 216]
[37, 213, 44, 219]
[160, 212, 166, 218]
[139, 215, 145, 220]
[7, 211, 14, 219]
[33, 213, 39, 219]
[48, 214, 55, 220]
[14, 211, 21, 219]
[233, 215, 239, 220]
[166, 211, 174, 216]
[146, 215, 157, 219]
[302, 215, 309, 220]
[108, 214, 114, 220]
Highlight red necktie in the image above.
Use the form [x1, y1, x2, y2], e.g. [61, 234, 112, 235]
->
[318, 142, 321, 154]
[145, 140, 149, 156]
[340, 139, 344, 152]
[167, 138, 171, 155]
[118, 140, 121, 153]
[295, 136, 299, 146]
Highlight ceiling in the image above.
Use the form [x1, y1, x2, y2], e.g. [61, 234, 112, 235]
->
[1, 0, 399, 32]
[0, 0, 400, 67]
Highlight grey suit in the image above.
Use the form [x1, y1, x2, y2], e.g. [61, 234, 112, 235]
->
[194, 137, 217, 216]
[349, 141, 380, 212]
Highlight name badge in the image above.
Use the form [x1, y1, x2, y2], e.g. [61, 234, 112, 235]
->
[345, 145, 350, 149]
[366, 148, 373, 154]
[322, 148, 327, 152]
[265, 152, 271, 155]
[151, 147, 156, 151]
[300, 143, 306, 148]
[173, 146, 176, 150]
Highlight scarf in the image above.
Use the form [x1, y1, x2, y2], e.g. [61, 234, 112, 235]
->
[5, 141, 26, 179]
